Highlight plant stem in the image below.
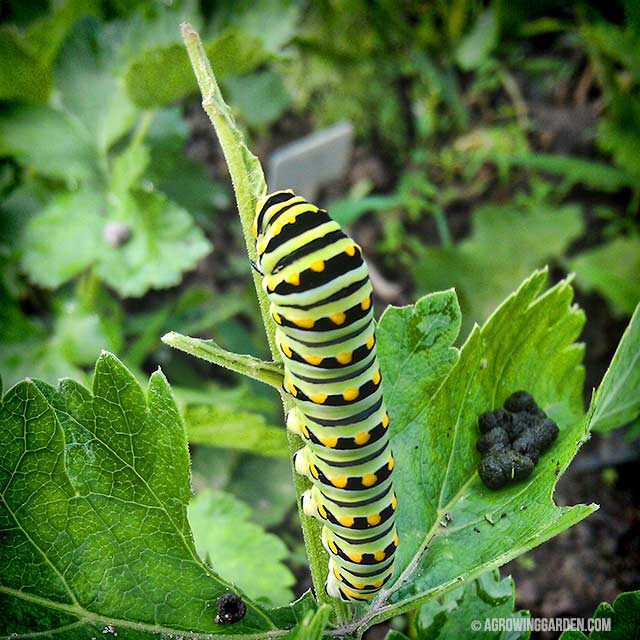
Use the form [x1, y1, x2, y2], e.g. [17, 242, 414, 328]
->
[432, 203, 452, 248]
[130, 110, 155, 149]
[180, 23, 350, 625]
[161, 331, 285, 389]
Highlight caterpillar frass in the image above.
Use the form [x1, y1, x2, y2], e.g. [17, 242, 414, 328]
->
[253, 190, 397, 602]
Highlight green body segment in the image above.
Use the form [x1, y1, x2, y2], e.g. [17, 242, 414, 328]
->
[254, 190, 398, 602]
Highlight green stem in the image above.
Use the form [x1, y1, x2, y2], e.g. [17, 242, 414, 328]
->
[161, 331, 284, 389]
[180, 23, 350, 625]
[130, 110, 155, 149]
[432, 203, 452, 248]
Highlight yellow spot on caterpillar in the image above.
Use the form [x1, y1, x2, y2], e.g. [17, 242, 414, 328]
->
[272, 311, 282, 324]
[331, 476, 348, 488]
[345, 245, 356, 257]
[338, 515, 354, 527]
[337, 351, 352, 364]
[281, 343, 292, 358]
[257, 239, 266, 254]
[309, 463, 319, 479]
[366, 335, 375, 349]
[301, 424, 310, 438]
[310, 260, 325, 272]
[333, 566, 342, 581]
[328, 539, 338, 554]
[267, 278, 276, 292]
[391, 494, 397, 509]
[293, 317, 314, 328]
[352, 580, 365, 590]
[252, 222, 258, 237]
[374, 550, 386, 561]
[286, 272, 300, 286]
[362, 473, 377, 487]
[372, 370, 381, 385]
[361, 296, 371, 310]
[343, 387, 359, 401]
[373, 579, 383, 588]
[382, 413, 390, 428]
[304, 354, 323, 365]
[309, 393, 328, 404]
[354, 431, 370, 445]
[330, 312, 346, 325]
[320, 435, 338, 447]
[348, 552, 363, 563]
[367, 513, 381, 526]
[387, 456, 394, 471]
[393, 532, 399, 546]
[318, 503, 327, 518]
[287, 381, 298, 396]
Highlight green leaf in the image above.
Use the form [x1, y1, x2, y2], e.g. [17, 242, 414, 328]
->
[597, 95, 640, 181]
[376, 290, 461, 438]
[0, 353, 305, 637]
[96, 188, 212, 297]
[328, 193, 407, 227]
[225, 70, 291, 128]
[21, 190, 104, 288]
[0, 0, 96, 103]
[340, 271, 595, 635]
[188, 489, 295, 607]
[56, 18, 137, 154]
[412, 199, 584, 336]
[0, 106, 99, 184]
[285, 604, 332, 640]
[589, 303, 640, 431]
[192, 448, 296, 529]
[455, 9, 498, 70]
[568, 237, 640, 317]
[415, 570, 530, 639]
[125, 29, 270, 108]
[559, 590, 640, 640]
[183, 401, 289, 458]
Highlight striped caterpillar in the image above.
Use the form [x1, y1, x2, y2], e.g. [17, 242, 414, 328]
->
[253, 190, 397, 602]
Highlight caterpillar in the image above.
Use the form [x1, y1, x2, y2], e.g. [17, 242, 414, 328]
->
[253, 189, 397, 602]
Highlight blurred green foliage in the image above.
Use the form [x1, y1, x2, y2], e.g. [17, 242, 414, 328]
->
[0, 0, 639, 580]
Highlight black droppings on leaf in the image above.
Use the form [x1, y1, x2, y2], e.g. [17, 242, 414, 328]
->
[214, 593, 247, 624]
[476, 391, 558, 489]
[473, 526, 481, 533]
[476, 427, 510, 454]
[504, 390, 536, 413]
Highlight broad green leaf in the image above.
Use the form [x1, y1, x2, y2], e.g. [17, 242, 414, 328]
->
[559, 590, 640, 640]
[21, 190, 104, 288]
[21, 187, 211, 296]
[412, 200, 584, 337]
[125, 29, 270, 108]
[110, 144, 150, 196]
[189, 489, 295, 607]
[416, 570, 530, 639]
[0, 0, 96, 103]
[225, 70, 291, 128]
[589, 304, 640, 431]
[0, 353, 306, 637]
[376, 290, 461, 437]
[96, 188, 211, 297]
[56, 17, 137, 154]
[341, 271, 595, 635]
[183, 402, 289, 458]
[0, 106, 99, 184]
[568, 237, 640, 317]
[328, 193, 407, 228]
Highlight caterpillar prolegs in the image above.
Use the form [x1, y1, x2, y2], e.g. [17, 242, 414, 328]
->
[253, 190, 398, 602]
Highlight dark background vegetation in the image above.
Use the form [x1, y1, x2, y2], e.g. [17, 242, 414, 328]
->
[0, 1, 638, 637]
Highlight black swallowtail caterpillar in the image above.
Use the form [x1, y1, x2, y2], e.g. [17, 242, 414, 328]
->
[253, 190, 398, 602]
